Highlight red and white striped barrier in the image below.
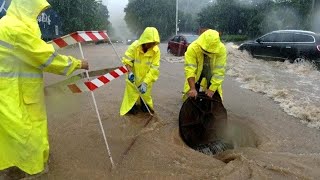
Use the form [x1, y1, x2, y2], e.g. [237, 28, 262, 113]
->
[48, 31, 108, 49]
[48, 31, 117, 167]
[68, 66, 128, 93]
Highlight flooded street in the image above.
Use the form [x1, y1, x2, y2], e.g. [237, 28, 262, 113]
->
[41, 43, 320, 179]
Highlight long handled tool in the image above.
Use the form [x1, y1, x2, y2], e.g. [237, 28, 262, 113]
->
[78, 42, 115, 169]
[131, 81, 154, 116]
[106, 36, 153, 117]
[104, 34, 155, 166]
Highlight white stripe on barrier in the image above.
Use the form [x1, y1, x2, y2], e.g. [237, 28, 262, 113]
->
[115, 69, 123, 75]
[64, 36, 78, 45]
[93, 32, 104, 40]
[105, 73, 115, 81]
[79, 33, 92, 42]
[91, 78, 105, 87]
[77, 81, 91, 92]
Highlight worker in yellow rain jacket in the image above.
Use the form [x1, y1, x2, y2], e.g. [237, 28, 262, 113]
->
[0, 0, 89, 176]
[183, 29, 227, 101]
[120, 27, 160, 115]
[181, 29, 228, 145]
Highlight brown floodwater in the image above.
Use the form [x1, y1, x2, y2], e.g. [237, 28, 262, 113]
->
[2, 43, 320, 179]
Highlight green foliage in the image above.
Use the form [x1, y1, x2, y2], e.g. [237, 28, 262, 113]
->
[124, 0, 316, 41]
[124, 0, 208, 40]
[198, 0, 315, 38]
[221, 35, 249, 42]
[48, 0, 111, 35]
[178, 0, 209, 15]
[124, 0, 177, 40]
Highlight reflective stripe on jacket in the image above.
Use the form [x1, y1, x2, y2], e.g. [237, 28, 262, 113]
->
[0, 0, 82, 175]
[120, 27, 160, 115]
[183, 29, 227, 101]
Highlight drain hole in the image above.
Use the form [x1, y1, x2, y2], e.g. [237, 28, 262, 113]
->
[179, 93, 233, 155]
[221, 156, 237, 163]
[179, 93, 258, 155]
[193, 140, 234, 156]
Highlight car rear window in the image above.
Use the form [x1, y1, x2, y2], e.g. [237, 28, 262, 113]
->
[173, 36, 180, 42]
[185, 35, 199, 43]
[293, 34, 315, 43]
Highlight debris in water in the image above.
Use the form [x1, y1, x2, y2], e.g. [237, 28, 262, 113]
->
[194, 140, 233, 155]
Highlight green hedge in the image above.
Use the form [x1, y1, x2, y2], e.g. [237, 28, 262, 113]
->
[221, 35, 249, 42]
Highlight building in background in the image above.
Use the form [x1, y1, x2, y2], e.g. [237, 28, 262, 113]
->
[37, 8, 63, 41]
[0, 0, 8, 18]
[0, 0, 63, 41]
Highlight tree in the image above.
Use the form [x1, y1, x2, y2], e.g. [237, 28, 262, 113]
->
[124, 0, 177, 40]
[48, 0, 111, 35]
[197, 0, 315, 37]
[198, 0, 262, 35]
[262, 0, 313, 32]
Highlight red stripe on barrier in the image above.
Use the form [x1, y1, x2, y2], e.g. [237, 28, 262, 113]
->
[85, 81, 98, 91]
[110, 71, 120, 78]
[119, 66, 128, 73]
[67, 66, 127, 93]
[71, 32, 85, 43]
[99, 32, 108, 39]
[86, 32, 99, 41]
[98, 76, 110, 84]
[53, 38, 68, 48]
[67, 84, 82, 93]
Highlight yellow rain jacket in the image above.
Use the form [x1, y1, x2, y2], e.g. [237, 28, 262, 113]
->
[0, 0, 82, 175]
[183, 29, 227, 101]
[120, 27, 160, 115]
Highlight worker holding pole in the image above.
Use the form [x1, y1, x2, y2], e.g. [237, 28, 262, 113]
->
[120, 27, 161, 115]
[0, 0, 88, 178]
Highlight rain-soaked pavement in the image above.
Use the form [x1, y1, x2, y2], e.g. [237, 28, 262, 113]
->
[2, 43, 320, 179]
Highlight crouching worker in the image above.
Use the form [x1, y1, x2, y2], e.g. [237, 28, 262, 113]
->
[120, 27, 161, 115]
[180, 29, 228, 148]
[0, 0, 89, 178]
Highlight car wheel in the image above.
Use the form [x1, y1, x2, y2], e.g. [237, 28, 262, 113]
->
[293, 55, 307, 63]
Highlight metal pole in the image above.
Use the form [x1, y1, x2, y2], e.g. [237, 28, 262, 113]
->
[312, 0, 315, 10]
[312, 0, 316, 32]
[175, 0, 178, 35]
[78, 43, 115, 169]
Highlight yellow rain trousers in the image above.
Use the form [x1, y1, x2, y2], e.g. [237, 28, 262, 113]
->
[183, 29, 227, 101]
[120, 27, 160, 115]
[0, 0, 82, 175]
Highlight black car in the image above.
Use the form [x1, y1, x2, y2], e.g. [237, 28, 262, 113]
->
[239, 30, 320, 63]
[126, 37, 138, 45]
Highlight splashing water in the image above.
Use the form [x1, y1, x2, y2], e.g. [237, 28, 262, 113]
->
[226, 43, 320, 129]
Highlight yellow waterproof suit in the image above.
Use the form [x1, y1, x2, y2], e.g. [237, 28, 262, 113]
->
[183, 29, 227, 101]
[120, 27, 160, 115]
[0, 0, 82, 175]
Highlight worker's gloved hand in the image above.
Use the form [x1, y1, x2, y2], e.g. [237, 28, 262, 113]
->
[205, 89, 215, 98]
[138, 82, 147, 94]
[188, 88, 198, 98]
[128, 72, 134, 83]
[81, 61, 89, 70]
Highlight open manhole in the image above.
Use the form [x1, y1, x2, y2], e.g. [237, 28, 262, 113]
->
[179, 92, 258, 155]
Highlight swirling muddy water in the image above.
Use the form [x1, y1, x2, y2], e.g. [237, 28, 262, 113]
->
[38, 44, 320, 179]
